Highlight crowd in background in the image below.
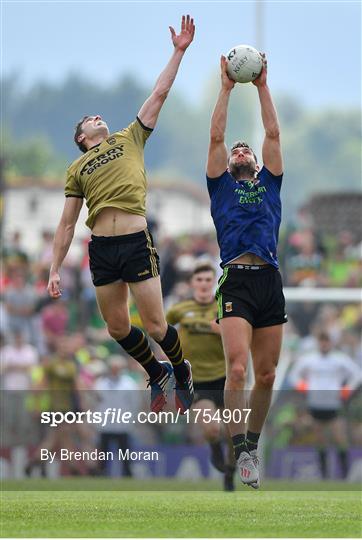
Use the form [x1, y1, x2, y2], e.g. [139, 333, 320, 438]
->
[1, 212, 361, 348]
[1, 209, 361, 475]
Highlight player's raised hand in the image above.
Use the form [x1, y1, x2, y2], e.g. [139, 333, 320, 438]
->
[253, 52, 268, 87]
[220, 55, 235, 91]
[47, 270, 62, 299]
[169, 14, 195, 51]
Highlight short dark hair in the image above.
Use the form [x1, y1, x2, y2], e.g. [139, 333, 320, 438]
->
[230, 141, 258, 163]
[317, 331, 331, 342]
[74, 116, 90, 153]
[192, 263, 216, 276]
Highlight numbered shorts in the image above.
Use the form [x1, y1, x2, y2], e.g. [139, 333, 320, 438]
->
[215, 265, 288, 328]
[193, 377, 226, 409]
[88, 228, 160, 286]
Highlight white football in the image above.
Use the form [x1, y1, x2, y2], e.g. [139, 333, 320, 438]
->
[226, 44, 263, 84]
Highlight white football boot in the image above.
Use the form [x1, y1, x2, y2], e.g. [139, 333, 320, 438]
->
[237, 450, 259, 488]
[249, 449, 260, 489]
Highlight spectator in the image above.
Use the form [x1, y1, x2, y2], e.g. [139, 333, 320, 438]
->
[1, 330, 38, 390]
[41, 298, 70, 352]
[94, 355, 141, 477]
[288, 331, 362, 478]
[25, 337, 80, 476]
[1, 330, 38, 446]
[286, 230, 325, 286]
[2, 231, 28, 268]
[3, 272, 37, 343]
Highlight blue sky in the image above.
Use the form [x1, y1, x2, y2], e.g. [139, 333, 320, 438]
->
[2, 0, 361, 109]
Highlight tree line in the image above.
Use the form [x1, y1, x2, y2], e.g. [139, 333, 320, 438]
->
[2, 72, 361, 216]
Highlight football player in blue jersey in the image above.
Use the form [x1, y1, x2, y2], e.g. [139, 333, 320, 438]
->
[206, 53, 287, 488]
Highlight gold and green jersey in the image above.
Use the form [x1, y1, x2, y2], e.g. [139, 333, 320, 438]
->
[44, 357, 77, 411]
[65, 118, 152, 229]
[166, 298, 225, 383]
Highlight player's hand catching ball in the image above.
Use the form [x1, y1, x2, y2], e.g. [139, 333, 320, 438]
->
[169, 14, 195, 51]
[47, 270, 62, 299]
[252, 53, 267, 87]
[220, 55, 235, 91]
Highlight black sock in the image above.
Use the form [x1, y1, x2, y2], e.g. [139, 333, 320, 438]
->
[117, 326, 163, 381]
[337, 448, 348, 479]
[318, 448, 328, 479]
[156, 324, 188, 380]
[246, 431, 260, 451]
[232, 434, 248, 461]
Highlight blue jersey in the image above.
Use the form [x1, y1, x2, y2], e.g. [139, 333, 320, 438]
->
[207, 166, 283, 268]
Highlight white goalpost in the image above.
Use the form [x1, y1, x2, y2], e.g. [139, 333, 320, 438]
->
[284, 288, 362, 303]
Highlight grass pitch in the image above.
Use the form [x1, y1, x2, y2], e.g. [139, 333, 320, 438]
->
[1, 479, 361, 537]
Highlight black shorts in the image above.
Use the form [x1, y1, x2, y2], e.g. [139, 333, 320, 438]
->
[309, 409, 339, 422]
[193, 377, 225, 409]
[89, 229, 160, 286]
[216, 264, 287, 328]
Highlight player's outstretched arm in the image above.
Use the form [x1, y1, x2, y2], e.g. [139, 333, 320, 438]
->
[137, 14, 195, 129]
[206, 55, 235, 178]
[253, 54, 283, 176]
[47, 197, 83, 299]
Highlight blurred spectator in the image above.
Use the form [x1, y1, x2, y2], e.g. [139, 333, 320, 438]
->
[339, 329, 362, 364]
[1, 330, 38, 390]
[1, 330, 39, 447]
[325, 231, 361, 287]
[288, 332, 362, 478]
[314, 305, 344, 345]
[37, 230, 54, 268]
[1, 203, 361, 480]
[94, 355, 141, 476]
[41, 298, 70, 352]
[160, 238, 181, 298]
[288, 301, 320, 338]
[1, 231, 28, 270]
[79, 238, 97, 327]
[42, 337, 79, 410]
[286, 230, 325, 286]
[3, 272, 37, 343]
[25, 337, 80, 476]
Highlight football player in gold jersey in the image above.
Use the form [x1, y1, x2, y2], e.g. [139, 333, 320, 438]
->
[167, 263, 235, 491]
[47, 15, 195, 414]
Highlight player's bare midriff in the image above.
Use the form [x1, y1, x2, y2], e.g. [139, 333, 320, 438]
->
[231, 253, 268, 265]
[92, 207, 147, 236]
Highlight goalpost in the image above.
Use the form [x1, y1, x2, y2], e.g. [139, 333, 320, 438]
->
[284, 287, 362, 303]
[274, 287, 362, 390]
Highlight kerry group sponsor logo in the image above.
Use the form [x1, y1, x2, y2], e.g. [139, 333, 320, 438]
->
[80, 145, 124, 175]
